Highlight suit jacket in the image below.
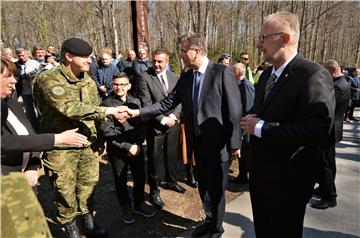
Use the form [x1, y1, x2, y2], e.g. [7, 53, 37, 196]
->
[1, 98, 54, 167]
[249, 54, 335, 178]
[140, 61, 242, 161]
[333, 75, 351, 143]
[137, 68, 181, 134]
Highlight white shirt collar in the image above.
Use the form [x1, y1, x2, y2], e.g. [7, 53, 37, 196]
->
[156, 69, 167, 79]
[271, 52, 298, 78]
[196, 57, 209, 75]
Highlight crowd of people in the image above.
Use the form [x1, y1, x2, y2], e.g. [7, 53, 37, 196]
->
[1, 10, 360, 238]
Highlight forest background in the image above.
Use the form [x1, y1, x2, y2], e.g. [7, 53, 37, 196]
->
[1, 1, 359, 73]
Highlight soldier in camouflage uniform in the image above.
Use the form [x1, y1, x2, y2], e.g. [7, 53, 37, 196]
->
[1, 172, 52, 238]
[33, 38, 125, 238]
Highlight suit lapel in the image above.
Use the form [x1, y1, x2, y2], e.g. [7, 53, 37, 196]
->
[166, 71, 176, 91]
[259, 55, 301, 114]
[150, 73, 167, 96]
[198, 62, 214, 109]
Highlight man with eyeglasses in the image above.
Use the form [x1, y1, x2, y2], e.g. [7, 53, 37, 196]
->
[100, 72, 156, 224]
[240, 11, 335, 238]
[123, 33, 242, 238]
[239, 52, 254, 84]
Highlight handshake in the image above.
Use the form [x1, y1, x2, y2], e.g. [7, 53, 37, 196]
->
[105, 106, 140, 123]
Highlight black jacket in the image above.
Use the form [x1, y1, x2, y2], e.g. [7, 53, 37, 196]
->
[100, 93, 145, 157]
[1, 98, 54, 167]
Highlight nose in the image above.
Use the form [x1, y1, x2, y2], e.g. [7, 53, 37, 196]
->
[85, 56, 92, 63]
[10, 75, 17, 83]
[256, 40, 262, 49]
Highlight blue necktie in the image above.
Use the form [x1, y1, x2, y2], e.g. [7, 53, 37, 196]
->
[193, 71, 201, 136]
[264, 73, 277, 100]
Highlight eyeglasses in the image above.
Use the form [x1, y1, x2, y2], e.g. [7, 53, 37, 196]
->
[180, 48, 197, 53]
[257, 32, 284, 43]
[113, 83, 129, 87]
[241, 57, 249, 61]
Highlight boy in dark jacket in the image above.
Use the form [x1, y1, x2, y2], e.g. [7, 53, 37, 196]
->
[100, 72, 155, 224]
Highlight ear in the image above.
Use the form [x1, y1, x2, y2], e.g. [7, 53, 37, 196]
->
[282, 33, 291, 44]
[64, 52, 73, 62]
[127, 83, 132, 90]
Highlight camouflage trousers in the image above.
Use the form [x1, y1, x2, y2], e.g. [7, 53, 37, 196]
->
[43, 146, 99, 224]
[1, 173, 52, 238]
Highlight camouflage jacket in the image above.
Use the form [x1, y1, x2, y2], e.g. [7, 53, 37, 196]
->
[33, 64, 107, 148]
[1, 173, 52, 238]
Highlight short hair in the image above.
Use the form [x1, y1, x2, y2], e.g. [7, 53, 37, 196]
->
[1, 58, 16, 74]
[32, 45, 45, 52]
[179, 32, 208, 55]
[15, 48, 26, 55]
[113, 72, 129, 81]
[153, 49, 169, 59]
[240, 52, 249, 57]
[233, 63, 246, 74]
[323, 59, 340, 71]
[102, 47, 112, 55]
[98, 51, 111, 60]
[264, 11, 300, 45]
[138, 48, 147, 54]
[2, 48, 13, 55]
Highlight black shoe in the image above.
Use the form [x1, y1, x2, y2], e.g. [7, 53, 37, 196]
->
[186, 165, 198, 188]
[64, 219, 81, 238]
[229, 176, 248, 184]
[164, 182, 186, 194]
[312, 187, 323, 199]
[149, 193, 165, 210]
[311, 199, 337, 209]
[186, 179, 198, 188]
[80, 213, 108, 238]
[191, 222, 210, 237]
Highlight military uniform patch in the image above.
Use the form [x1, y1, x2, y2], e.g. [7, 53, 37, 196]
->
[51, 86, 66, 96]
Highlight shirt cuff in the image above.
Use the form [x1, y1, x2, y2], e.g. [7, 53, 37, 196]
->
[160, 117, 168, 125]
[254, 120, 265, 138]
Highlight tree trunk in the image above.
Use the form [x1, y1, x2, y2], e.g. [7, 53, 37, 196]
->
[110, 2, 119, 55]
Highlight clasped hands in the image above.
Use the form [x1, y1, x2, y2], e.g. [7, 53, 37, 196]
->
[109, 106, 139, 123]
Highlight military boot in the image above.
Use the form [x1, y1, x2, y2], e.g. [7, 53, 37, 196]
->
[64, 219, 81, 238]
[80, 213, 108, 238]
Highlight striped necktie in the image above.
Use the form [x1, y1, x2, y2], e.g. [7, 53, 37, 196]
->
[264, 73, 277, 100]
[160, 74, 168, 93]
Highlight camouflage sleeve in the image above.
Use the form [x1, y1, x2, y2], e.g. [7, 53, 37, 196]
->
[36, 73, 107, 121]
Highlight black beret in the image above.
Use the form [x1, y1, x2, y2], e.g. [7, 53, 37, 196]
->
[61, 38, 92, 56]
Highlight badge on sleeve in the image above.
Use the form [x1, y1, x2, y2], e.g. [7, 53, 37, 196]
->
[51, 86, 66, 96]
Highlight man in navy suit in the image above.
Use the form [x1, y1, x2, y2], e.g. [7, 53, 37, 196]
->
[240, 12, 335, 238]
[122, 33, 242, 238]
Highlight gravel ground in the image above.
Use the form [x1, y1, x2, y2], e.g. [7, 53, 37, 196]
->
[37, 150, 247, 238]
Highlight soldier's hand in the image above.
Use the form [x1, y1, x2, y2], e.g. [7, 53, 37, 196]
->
[55, 128, 89, 146]
[127, 144, 141, 156]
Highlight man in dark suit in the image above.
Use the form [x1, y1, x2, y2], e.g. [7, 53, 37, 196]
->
[311, 59, 351, 209]
[137, 49, 185, 210]
[122, 33, 242, 238]
[240, 12, 335, 238]
[230, 62, 255, 184]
